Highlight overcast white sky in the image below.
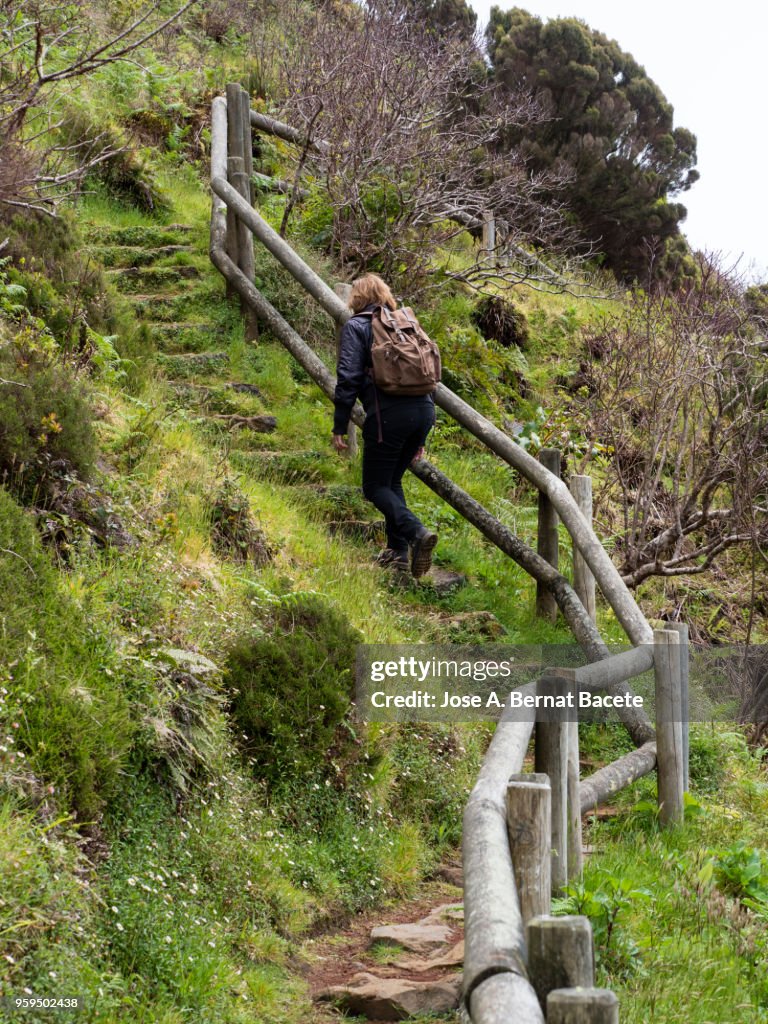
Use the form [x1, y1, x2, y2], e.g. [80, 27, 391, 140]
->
[470, 0, 768, 281]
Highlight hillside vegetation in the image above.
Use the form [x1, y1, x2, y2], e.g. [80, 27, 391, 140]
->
[0, 2, 767, 1023]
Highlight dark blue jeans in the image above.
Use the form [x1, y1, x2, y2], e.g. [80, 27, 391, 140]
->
[362, 400, 435, 553]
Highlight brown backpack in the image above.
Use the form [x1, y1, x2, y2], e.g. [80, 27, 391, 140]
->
[362, 306, 441, 396]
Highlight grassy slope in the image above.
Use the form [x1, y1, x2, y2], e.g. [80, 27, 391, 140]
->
[0, 105, 766, 1024]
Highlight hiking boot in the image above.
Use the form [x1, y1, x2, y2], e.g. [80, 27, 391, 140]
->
[410, 528, 438, 578]
[374, 548, 409, 571]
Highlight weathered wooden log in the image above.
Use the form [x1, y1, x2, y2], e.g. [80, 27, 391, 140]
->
[249, 109, 331, 156]
[526, 915, 594, 1010]
[668, 621, 690, 791]
[574, 646, 654, 690]
[211, 96, 230, 294]
[469, 972, 544, 1024]
[507, 774, 551, 926]
[536, 448, 561, 622]
[462, 710, 535, 1003]
[570, 475, 596, 623]
[238, 86, 254, 203]
[224, 86, 244, 300]
[567, 716, 583, 880]
[579, 741, 657, 815]
[547, 988, 619, 1024]
[574, 646, 656, 748]
[654, 629, 684, 826]
[534, 671, 570, 889]
[481, 210, 496, 260]
[251, 171, 309, 197]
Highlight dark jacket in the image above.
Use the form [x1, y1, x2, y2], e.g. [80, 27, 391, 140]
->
[332, 304, 434, 435]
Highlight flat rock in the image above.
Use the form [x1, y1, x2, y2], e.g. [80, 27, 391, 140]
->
[421, 568, 467, 596]
[435, 863, 464, 888]
[393, 939, 465, 972]
[421, 903, 464, 924]
[318, 971, 462, 1020]
[370, 921, 454, 955]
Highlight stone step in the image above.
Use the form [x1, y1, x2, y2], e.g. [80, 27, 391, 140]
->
[85, 244, 194, 268]
[156, 350, 229, 379]
[152, 322, 222, 353]
[129, 295, 191, 321]
[83, 224, 195, 247]
[318, 973, 461, 1019]
[230, 449, 336, 485]
[107, 265, 200, 293]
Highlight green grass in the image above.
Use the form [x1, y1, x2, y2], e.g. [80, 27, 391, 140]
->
[572, 728, 768, 1023]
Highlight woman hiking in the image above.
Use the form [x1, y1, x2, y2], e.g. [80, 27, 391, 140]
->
[331, 273, 438, 578]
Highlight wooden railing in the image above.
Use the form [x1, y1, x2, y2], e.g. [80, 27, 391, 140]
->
[208, 87, 691, 1023]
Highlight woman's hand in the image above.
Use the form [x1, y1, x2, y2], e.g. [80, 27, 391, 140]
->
[332, 433, 349, 452]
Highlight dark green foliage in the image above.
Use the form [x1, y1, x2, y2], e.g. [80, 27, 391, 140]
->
[712, 842, 768, 904]
[471, 294, 530, 349]
[405, 0, 477, 36]
[0, 340, 97, 504]
[687, 729, 727, 794]
[225, 594, 362, 780]
[487, 7, 698, 282]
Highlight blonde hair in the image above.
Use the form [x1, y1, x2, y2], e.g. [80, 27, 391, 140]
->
[348, 273, 397, 313]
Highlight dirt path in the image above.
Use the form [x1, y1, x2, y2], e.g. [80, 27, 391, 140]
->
[304, 871, 464, 1023]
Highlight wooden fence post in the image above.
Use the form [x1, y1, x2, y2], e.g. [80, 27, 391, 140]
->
[667, 621, 690, 791]
[237, 87, 258, 340]
[506, 773, 551, 926]
[534, 670, 570, 890]
[239, 86, 254, 203]
[333, 283, 357, 457]
[547, 988, 619, 1023]
[526, 915, 594, 1010]
[570, 475, 596, 623]
[654, 628, 684, 825]
[536, 448, 561, 622]
[225, 84, 244, 300]
[482, 210, 496, 263]
[560, 668, 583, 882]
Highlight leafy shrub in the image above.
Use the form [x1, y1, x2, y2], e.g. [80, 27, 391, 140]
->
[0, 332, 96, 504]
[471, 294, 530, 349]
[688, 727, 727, 794]
[225, 594, 361, 780]
[210, 479, 273, 566]
[554, 874, 652, 979]
[712, 842, 768, 905]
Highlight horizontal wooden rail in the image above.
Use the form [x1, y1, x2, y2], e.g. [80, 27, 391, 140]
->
[462, 698, 541, 1020]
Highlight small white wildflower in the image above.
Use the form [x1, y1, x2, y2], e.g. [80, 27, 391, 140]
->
[164, 935, 172, 944]
[116, 922, 124, 932]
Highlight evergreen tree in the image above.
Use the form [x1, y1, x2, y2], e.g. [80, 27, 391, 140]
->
[487, 7, 699, 281]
